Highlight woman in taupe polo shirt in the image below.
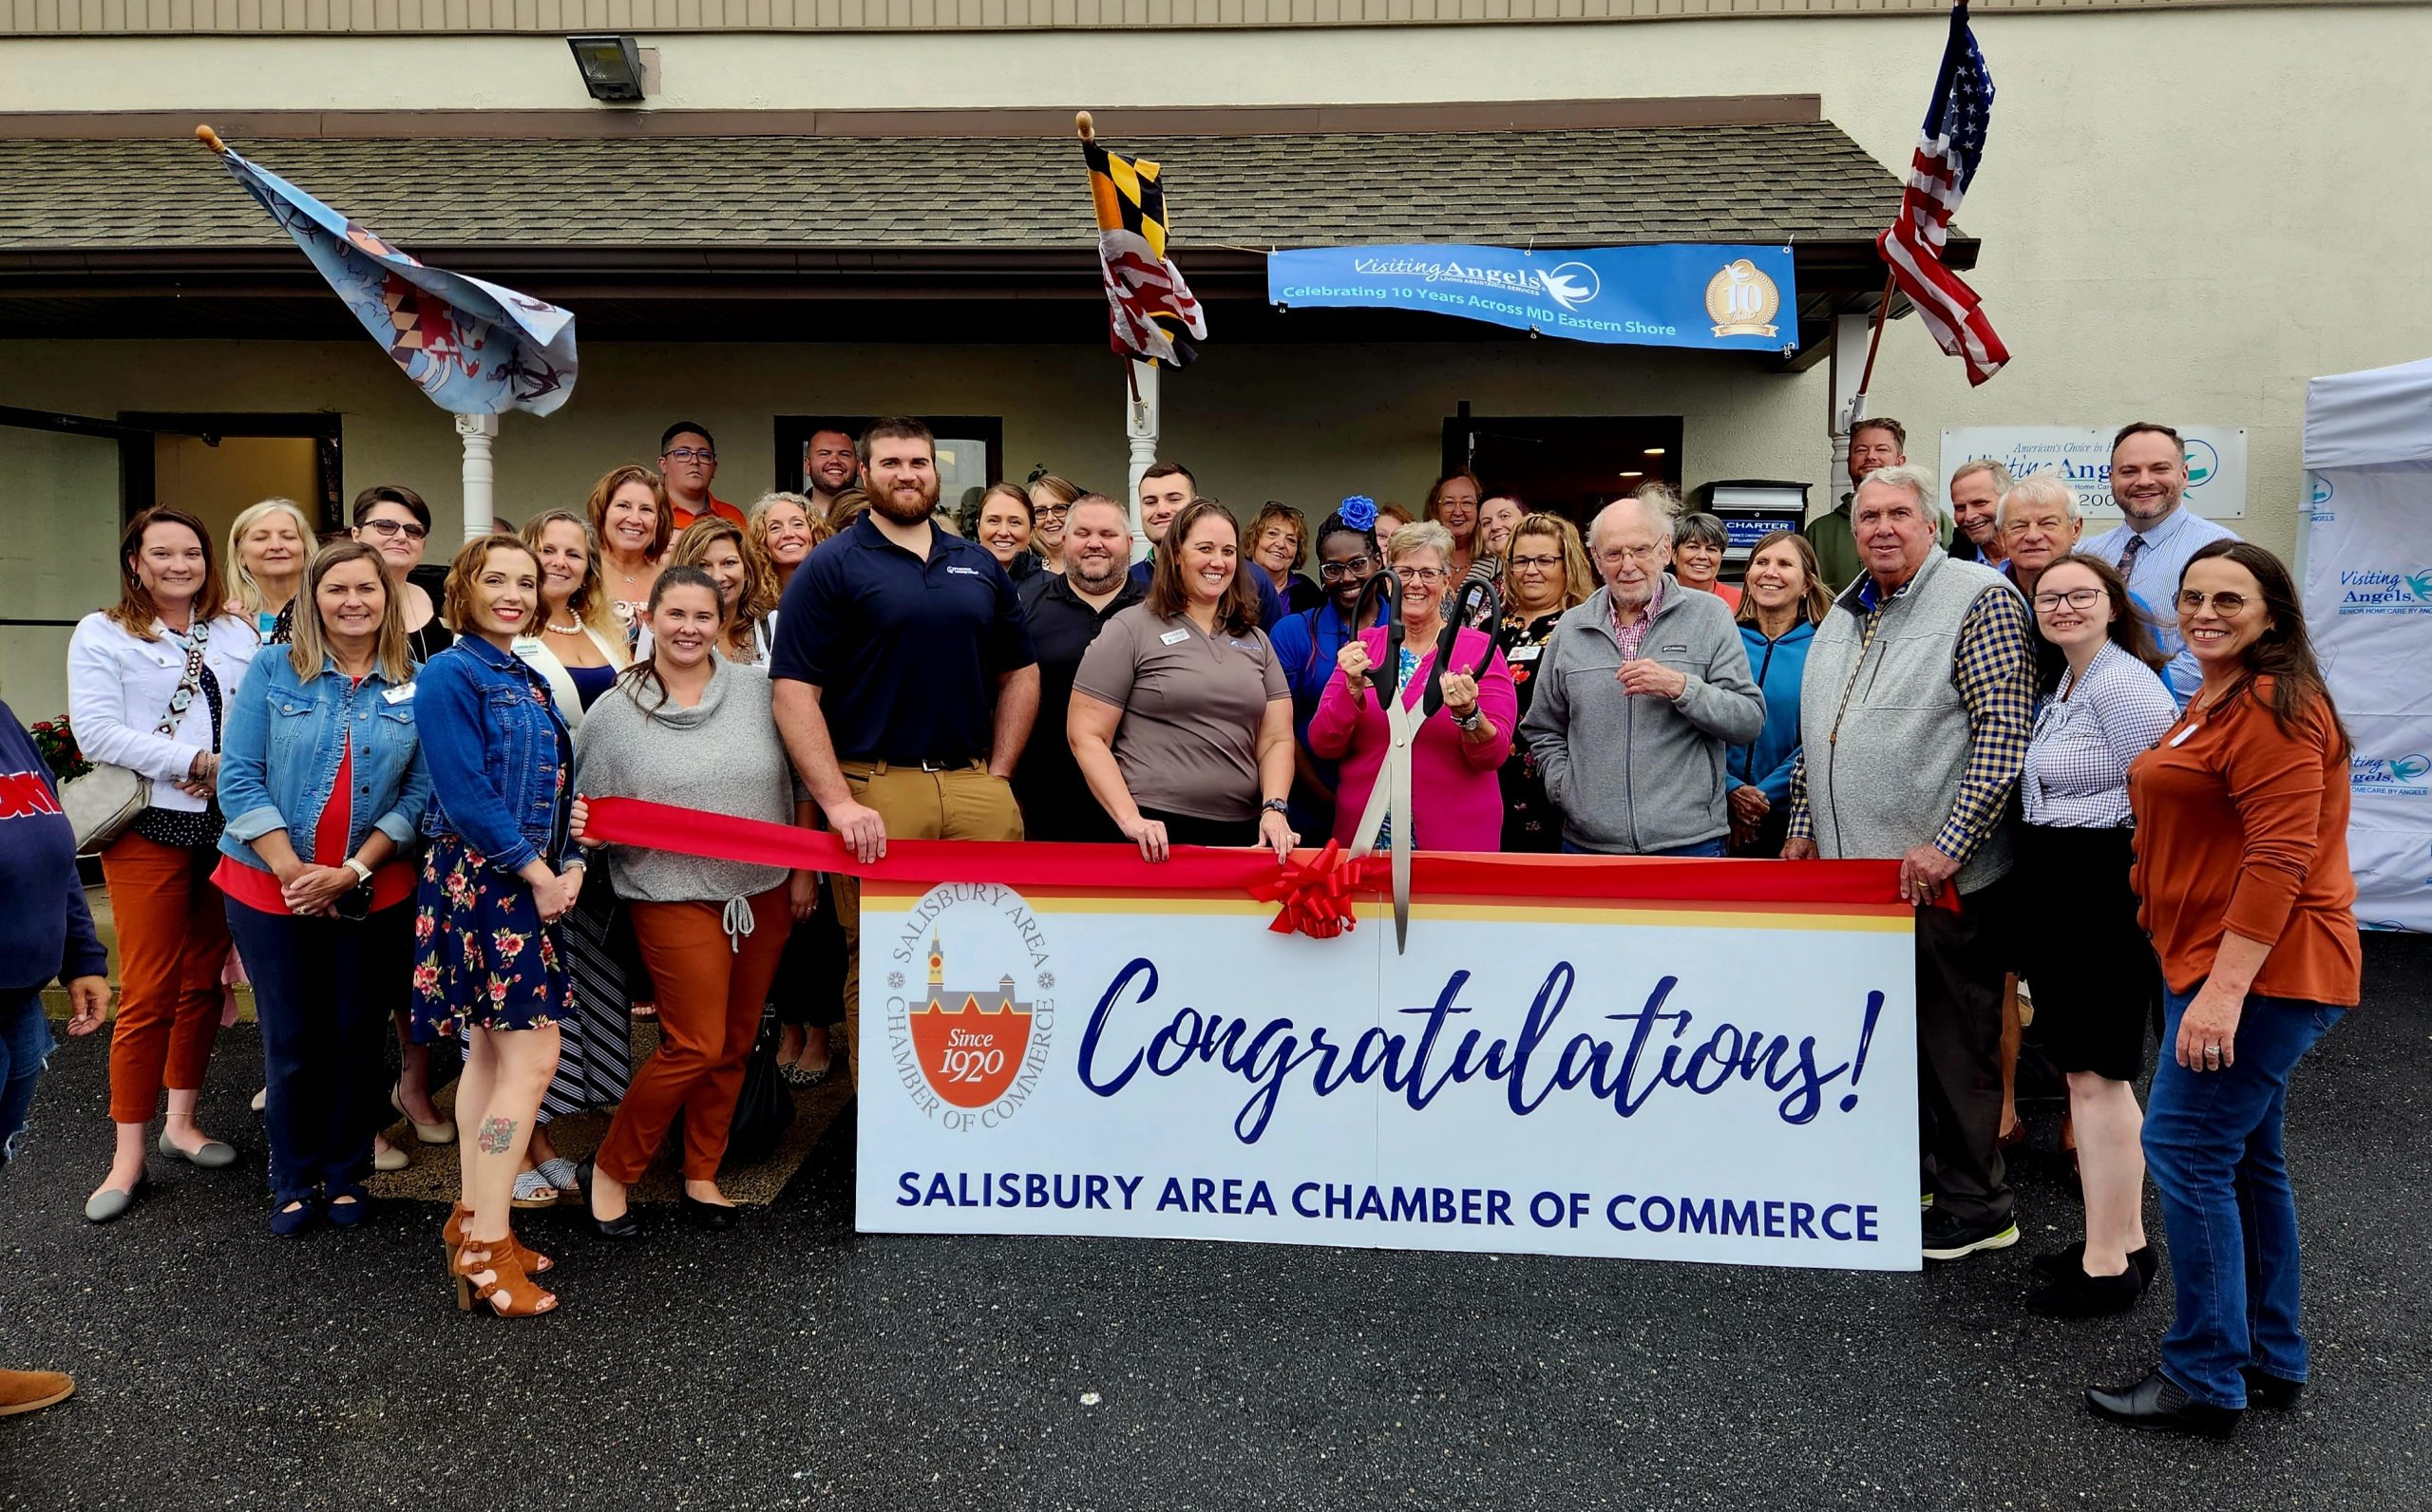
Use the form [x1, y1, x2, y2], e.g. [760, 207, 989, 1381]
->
[1069, 500, 1298, 862]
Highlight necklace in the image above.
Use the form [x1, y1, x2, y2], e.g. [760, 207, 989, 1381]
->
[546, 619, 585, 635]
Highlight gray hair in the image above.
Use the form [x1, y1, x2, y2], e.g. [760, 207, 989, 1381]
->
[1996, 470, 2083, 528]
[1386, 519, 1455, 569]
[1949, 458, 2014, 494]
[1854, 463, 1938, 515]
[1588, 492, 1677, 553]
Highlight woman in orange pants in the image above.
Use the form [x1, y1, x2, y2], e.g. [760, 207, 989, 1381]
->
[570, 567, 811, 1234]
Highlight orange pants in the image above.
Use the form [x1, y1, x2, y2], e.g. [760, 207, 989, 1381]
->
[100, 832, 231, 1124]
[596, 889, 791, 1184]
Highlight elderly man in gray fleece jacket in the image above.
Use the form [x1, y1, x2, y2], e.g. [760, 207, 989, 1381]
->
[1521, 494, 1764, 856]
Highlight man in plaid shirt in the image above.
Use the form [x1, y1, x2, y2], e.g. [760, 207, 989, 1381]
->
[1786, 465, 2034, 1263]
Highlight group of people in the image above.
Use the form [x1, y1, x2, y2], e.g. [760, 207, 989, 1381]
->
[0, 412, 2357, 1438]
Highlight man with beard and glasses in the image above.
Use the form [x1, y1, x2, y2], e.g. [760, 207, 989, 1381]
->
[802, 426, 862, 516]
[1015, 495, 1147, 842]
[770, 417, 1039, 1090]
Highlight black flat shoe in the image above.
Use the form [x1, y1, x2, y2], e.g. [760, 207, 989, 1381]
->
[2243, 1366, 2305, 1410]
[2027, 1262, 2145, 1318]
[2032, 1242, 2158, 1286]
[2086, 1367, 2240, 1439]
[583, 1161, 641, 1238]
[679, 1194, 738, 1231]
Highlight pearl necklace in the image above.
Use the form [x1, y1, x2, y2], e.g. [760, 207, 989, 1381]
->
[546, 619, 585, 635]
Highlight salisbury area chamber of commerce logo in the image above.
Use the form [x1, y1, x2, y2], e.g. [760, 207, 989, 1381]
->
[2336, 568, 2432, 614]
[884, 884, 1054, 1132]
[1704, 258, 1781, 338]
[2352, 753, 2432, 797]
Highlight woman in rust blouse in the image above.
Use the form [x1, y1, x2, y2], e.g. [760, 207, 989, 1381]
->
[2087, 539, 2360, 1439]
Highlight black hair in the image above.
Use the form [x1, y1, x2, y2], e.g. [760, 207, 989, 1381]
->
[351, 483, 430, 534]
[659, 421, 715, 454]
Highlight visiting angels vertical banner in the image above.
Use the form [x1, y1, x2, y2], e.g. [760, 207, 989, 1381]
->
[854, 871, 1921, 1271]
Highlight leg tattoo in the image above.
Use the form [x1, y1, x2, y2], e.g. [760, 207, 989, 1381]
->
[476, 1116, 517, 1156]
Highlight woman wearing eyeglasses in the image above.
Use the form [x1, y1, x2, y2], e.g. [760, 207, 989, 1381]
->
[2009, 554, 2176, 1318]
[351, 485, 453, 664]
[1028, 474, 1081, 575]
[1268, 501, 1388, 840]
[2088, 540, 2360, 1437]
[1493, 514, 1591, 852]
[214, 542, 431, 1236]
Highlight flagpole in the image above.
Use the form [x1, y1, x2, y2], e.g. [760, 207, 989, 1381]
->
[1080, 109, 1160, 550]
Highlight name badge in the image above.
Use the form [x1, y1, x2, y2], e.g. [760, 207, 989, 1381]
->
[1159, 629, 1191, 646]
[383, 682, 417, 705]
[1509, 644, 1543, 663]
[2167, 721, 2199, 747]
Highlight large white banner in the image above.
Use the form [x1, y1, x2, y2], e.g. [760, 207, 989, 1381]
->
[2302, 459, 2432, 930]
[855, 879, 1922, 1271]
[1940, 425, 2248, 521]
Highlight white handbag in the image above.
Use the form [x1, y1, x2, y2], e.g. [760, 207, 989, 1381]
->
[62, 632, 209, 855]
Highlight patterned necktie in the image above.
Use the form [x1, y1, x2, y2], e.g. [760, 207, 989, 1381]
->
[2117, 531, 2147, 584]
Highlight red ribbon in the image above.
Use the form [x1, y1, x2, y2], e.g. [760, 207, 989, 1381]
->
[579, 797, 1912, 933]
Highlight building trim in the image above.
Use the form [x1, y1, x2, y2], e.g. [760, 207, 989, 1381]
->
[0, 96, 1821, 142]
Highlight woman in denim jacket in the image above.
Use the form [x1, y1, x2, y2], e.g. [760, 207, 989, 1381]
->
[410, 537, 584, 1318]
[215, 542, 432, 1235]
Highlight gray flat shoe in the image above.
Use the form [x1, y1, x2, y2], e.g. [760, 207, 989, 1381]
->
[156, 1131, 238, 1169]
[85, 1177, 148, 1223]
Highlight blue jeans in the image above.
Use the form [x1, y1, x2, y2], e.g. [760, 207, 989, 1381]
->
[224, 897, 412, 1204]
[2144, 982, 2346, 1408]
[0, 988, 54, 1165]
[1562, 836, 1728, 859]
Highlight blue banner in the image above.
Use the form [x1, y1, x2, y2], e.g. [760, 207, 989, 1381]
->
[1266, 243, 1798, 353]
[217, 145, 579, 416]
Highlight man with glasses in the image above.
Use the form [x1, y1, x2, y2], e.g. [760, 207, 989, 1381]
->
[802, 427, 861, 516]
[659, 421, 744, 530]
[1784, 464, 2035, 1263]
[1521, 488, 1761, 858]
[2082, 423, 2238, 704]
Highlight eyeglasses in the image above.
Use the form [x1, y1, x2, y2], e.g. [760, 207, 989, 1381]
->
[1034, 506, 1070, 524]
[662, 446, 716, 464]
[2031, 587, 2103, 612]
[1396, 566, 1451, 585]
[361, 519, 428, 541]
[1509, 554, 1563, 571]
[1319, 557, 1375, 580]
[2176, 589, 2251, 615]
[1598, 543, 1665, 565]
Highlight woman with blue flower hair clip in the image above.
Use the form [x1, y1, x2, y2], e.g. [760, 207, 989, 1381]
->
[1268, 497, 1391, 837]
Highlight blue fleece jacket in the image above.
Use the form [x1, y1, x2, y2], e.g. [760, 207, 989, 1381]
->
[0, 701, 108, 994]
[1726, 619, 1814, 805]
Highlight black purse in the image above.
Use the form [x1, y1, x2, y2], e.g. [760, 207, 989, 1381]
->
[723, 1005, 797, 1171]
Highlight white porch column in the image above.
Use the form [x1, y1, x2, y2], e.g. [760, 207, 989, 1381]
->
[1125, 359, 1159, 558]
[456, 411, 499, 543]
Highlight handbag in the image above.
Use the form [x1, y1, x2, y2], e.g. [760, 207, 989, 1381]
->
[722, 1004, 798, 1171]
[62, 630, 209, 855]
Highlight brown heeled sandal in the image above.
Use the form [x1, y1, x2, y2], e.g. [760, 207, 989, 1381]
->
[453, 1238, 557, 1317]
[443, 1203, 552, 1274]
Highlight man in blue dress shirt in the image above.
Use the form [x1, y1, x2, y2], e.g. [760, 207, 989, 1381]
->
[2082, 423, 2238, 704]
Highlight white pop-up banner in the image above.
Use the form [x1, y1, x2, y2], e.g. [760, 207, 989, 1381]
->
[854, 876, 1921, 1272]
[2302, 356, 2432, 931]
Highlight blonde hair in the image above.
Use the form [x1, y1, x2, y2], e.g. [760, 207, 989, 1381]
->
[669, 516, 781, 636]
[585, 463, 671, 560]
[1502, 513, 1593, 614]
[226, 497, 318, 618]
[1386, 520, 1456, 571]
[288, 540, 412, 683]
[520, 509, 629, 663]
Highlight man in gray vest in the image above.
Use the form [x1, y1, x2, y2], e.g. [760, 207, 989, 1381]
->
[1783, 464, 2034, 1263]
[1523, 492, 1764, 856]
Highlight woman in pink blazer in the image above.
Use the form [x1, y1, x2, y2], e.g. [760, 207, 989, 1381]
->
[1308, 521, 1516, 852]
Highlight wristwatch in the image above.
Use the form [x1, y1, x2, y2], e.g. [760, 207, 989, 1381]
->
[1261, 798, 1290, 817]
[342, 857, 374, 887]
[1453, 707, 1485, 731]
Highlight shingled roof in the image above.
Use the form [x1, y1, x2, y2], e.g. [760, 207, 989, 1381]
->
[0, 122, 1905, 252]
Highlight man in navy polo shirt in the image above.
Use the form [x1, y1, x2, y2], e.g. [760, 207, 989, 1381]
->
[1129, 462, 1286, 630]
[770, 416, 1039, 1090]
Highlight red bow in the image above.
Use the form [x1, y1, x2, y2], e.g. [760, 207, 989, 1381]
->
[1246, 841, 1388, 940]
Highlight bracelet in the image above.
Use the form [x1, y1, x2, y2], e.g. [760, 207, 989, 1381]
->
[341, 857, 373, 886]
[1452, 707, 1484, 730]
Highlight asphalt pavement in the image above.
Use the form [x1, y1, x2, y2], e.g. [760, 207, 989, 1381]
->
[3, 936, 2428, 1512]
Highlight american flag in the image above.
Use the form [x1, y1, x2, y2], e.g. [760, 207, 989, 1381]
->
[1875, 3, 2009, 387]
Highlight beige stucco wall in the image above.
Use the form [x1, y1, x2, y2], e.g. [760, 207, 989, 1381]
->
[4, 1, 2429, 569]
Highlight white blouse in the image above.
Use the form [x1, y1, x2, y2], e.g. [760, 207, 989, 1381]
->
[66, 612, 260, 813]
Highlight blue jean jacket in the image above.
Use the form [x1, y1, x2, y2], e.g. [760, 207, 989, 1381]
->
[414, 634, 573, 875]
[218, 643, 432, 874]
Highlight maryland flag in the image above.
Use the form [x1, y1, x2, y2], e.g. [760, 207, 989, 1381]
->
[1085, 138, 1206, 368]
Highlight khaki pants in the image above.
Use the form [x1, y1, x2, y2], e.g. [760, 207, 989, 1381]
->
[831, 762, 1023, 1089]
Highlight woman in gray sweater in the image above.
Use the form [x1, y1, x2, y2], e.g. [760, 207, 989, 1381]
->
[571, 566, 814, 1237]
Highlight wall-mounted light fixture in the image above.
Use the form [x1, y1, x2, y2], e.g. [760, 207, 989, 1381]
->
[567, 34, 648, 103]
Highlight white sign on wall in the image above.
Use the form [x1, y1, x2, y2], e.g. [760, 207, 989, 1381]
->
[855, 879, 1922, 1271]
[1940, 425, 2248, 521]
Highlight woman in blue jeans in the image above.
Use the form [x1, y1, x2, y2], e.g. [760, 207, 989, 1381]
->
[214, 541, 431, 1235]
[2092, 539, 2362, 1437]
